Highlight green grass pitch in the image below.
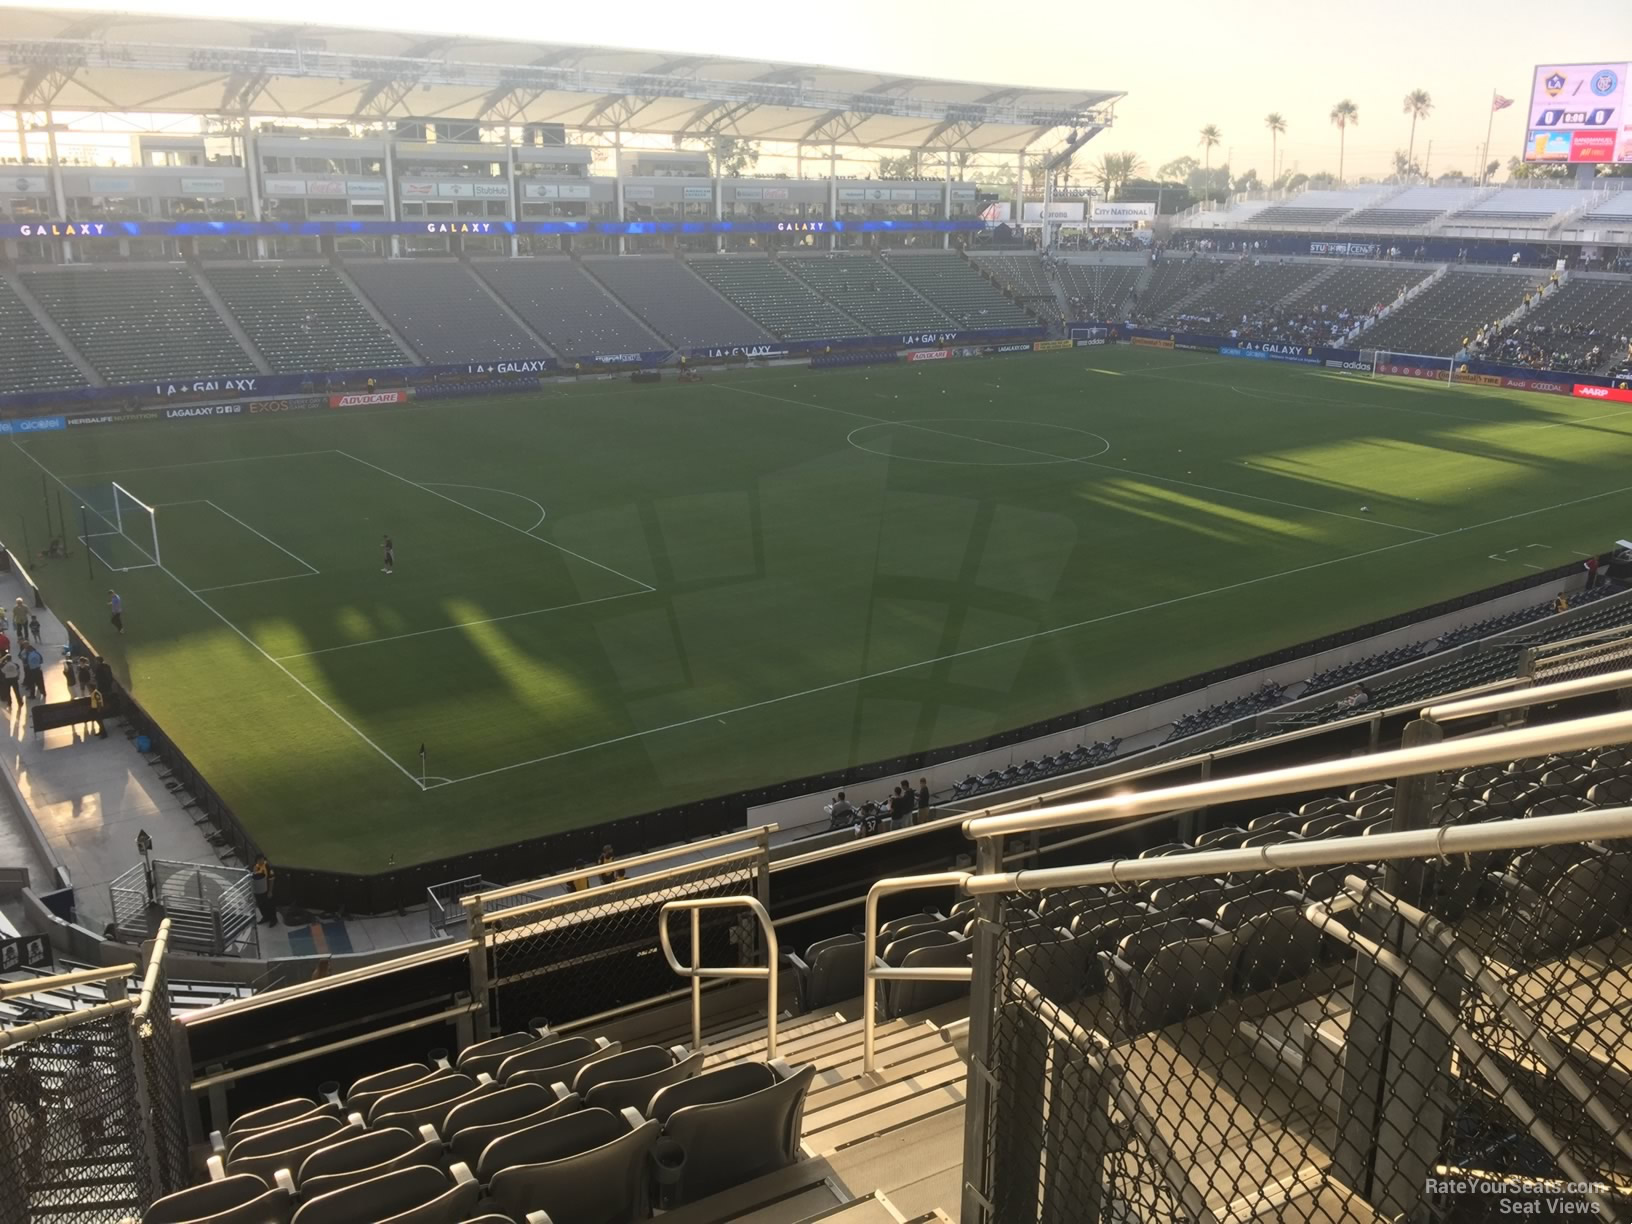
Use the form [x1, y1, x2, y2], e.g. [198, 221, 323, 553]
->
[4, 345, 1626, 872]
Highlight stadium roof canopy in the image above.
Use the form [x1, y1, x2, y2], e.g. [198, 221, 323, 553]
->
[0, 7, 1123, 152]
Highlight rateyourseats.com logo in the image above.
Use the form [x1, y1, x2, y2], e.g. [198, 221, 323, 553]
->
[1426, 1178, 1606, 1213]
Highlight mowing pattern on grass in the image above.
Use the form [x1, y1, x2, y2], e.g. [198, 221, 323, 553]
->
[6, 346, 1631, 870]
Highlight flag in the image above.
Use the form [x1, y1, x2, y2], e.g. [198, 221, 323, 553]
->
[1492, 94, 1514, 112]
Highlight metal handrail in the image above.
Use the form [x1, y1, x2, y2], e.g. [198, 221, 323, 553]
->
[862, 873, 973, 1073]
[659, 896, 779, 1060]
[1423, 663, 1632, 723]
[0, 998, 137, 1049]
[963, 707, 1632, 842]
[467, 825, 777, 908]
[476, 835, 770, 926]
[0, 962, 137, 1002]
[1540, 636, 1632, 667]
[180, 941, 475, 1024]
[1531, 619, 1632, 659]
[133, 918, 171, 1023]
[963, 805, 1632, 898]
[187, 998, 484, 1091]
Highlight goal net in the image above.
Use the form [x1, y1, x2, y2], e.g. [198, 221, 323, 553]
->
[1367, 350, 1457, 384]
[78, 481, 160, 572]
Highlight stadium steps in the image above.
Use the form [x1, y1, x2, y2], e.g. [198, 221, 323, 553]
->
[327, 258, 423, 365]
[1279, 262, 1340, 306]
[678, 995, 969, 1218]
[461, 257, 561, 359]
[0, 266, 101, 387]
[578, 255, 728, 351]
[1163, 261, 1244, 319]
[185, 262, 271, 376]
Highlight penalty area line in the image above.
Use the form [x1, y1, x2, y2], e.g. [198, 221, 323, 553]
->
[9, 440, 427, 792]
[334, 450, 654, 594]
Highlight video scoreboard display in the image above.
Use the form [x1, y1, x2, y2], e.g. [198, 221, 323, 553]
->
[1523, 61, 1630, 163]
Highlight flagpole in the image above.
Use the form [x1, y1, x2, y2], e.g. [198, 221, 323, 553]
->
[1482, 90, 1497, 186]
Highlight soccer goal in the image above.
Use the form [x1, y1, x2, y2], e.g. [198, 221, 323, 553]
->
[1367, 350, 1456, 384]
[78, 481, 160, 572]
[1069, 325, 1111, 343]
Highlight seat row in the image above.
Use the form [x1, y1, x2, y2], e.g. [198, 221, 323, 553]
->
[140, 1029, 815, 1224]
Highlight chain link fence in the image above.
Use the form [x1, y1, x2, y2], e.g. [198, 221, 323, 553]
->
[480, 840, 768, 1034]
[1533, 632, 1632, 684]
[968, 759, 1632, 1222]
[0, 1003, 151, 1224]
[134, 929, 192, 1200]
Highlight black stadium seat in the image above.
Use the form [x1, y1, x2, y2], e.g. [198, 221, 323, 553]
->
[297, 1125, 443, 1197]
[479, 1106, 658, 1224]
[142, 1173, 295, 1224]
[646, 1061, 817, 1207]
[290, 1164, 478, 1224]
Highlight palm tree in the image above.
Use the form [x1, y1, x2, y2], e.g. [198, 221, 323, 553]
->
[1113, 152, 1146, 196]
[1091, 152, 1118, 198]
[1329, 99, 1359, 182]
[1264, 113, 1286, 185]
[1198, 124, 1222, 171]
[1402, 89, 1433, 181]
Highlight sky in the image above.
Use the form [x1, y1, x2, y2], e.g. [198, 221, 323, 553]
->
[16, 0, 1630, 180]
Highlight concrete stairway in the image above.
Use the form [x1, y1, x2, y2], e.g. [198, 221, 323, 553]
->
[615, 987, 969, 1222]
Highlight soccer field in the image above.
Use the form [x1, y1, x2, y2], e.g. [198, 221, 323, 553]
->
[6, 345, 1628, 872]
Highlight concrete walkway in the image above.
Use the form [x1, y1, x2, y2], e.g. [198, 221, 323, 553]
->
[0, 565, 431, 959]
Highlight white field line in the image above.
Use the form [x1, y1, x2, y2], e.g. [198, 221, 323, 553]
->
[727, 384, 1432, 537]
[11, 441, 426, 790]
[156, 564, 427, 789]
[423, 482, 548, 533]
[334, 450, 654, 594]
[1529, 407, 1632, 433]
[430, 478, 1632, 788]
[274, 589, 648, 660]
[196, 572, 320, 594]
[202, 500, 320, 575]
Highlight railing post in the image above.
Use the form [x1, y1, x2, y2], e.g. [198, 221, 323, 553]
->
[960, 834, 1004, 1224]
[108, 972, 162, 1207]
[1386, 718, 1443, 908]
[464, 898, 492, 1041]
[1335, 719, 1446, 1213]
[689, 908, 702, 1052]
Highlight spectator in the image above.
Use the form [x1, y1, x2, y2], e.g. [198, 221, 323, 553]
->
[597, 844, 626, 885]
[829, 790, 854, 828]
[11, 598, 27, 643]
[251, 855, 277, 926]
[74, 656, 94, 696]
[897, 780, 915, 828]
[27, 614, 40, 644]
[1555, 593, 1570, 615]
[22, 644, 44, 701]
[1585, 556, 1601, 589]
[0, 654, 18, 711]
[88, 685, 107, 738]
[917, 777, 931, 823]
[62, 655, 77, 697]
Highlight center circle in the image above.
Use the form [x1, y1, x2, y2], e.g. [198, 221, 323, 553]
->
[846, 418, 1112, 467]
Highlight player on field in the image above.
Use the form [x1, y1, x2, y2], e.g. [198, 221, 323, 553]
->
[381, 534, 394, 575]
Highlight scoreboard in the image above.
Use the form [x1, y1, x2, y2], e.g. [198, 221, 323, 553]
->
[1523, 61, 1630, 163]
